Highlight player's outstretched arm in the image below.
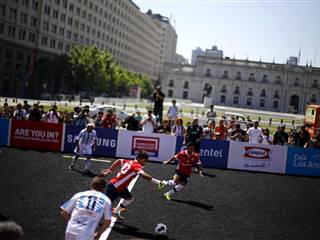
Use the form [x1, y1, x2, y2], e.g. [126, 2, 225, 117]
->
[95, 219, 111, 240]
[100, 159, 121, 176]
[60, 209, 71, 221]
[163, 156, 176, 165]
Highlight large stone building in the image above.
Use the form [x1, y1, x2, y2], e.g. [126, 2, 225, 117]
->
[0, 0, 177, 97]
[161, 55, 320, 114]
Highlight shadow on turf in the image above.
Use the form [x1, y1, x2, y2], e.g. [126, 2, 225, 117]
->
[72, 169, 98, 178]
[113, 222, 175, 240]
[171, 199, 213, 211]
[191, 170, 216, 178]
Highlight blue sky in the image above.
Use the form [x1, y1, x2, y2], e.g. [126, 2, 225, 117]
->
[133, 0, 320, 66]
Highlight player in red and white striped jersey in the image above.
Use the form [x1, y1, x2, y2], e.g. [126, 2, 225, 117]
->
[100, 151, 165, 219]
[161, 142, 203, 200]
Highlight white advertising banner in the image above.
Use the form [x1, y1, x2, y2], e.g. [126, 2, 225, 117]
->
[227, 142, 287, 173]
[116, 130, 177, 162]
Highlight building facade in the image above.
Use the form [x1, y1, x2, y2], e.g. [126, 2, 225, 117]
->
[191, 47, 203, 65]
[161, 56, 320, 114]
[0, 0, 176, 97]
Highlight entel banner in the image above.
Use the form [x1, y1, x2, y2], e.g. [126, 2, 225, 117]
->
[0, 119, 9, 146]
[116, 130, 176, 162]
[64, 125, 117, 158]
[10, 120, 63, 151]
[200, 139, 229, 169]
[228, 142, 287, 174]
[286, 147, 320, 177]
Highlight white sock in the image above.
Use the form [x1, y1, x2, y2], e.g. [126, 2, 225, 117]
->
[84, 158, 91, 170]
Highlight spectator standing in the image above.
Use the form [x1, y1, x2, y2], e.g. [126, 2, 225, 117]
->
[73, 108, 89, 127]
[171, 118, 185, 137]
[247, 121, 263, 143]
[47, 105, 61, 123]
[206, 105, 217, 122]
[94, 111, 104, 128]
[151, 86, 165, 124]
[13, 103, 27, 120]
[28, 103, 42, 121]
[202, 120, 216, 139]
[215, 119, 228, 141]
[101, 109, 117, 129]
[185, 117, 203, 153]
[273, 125, 289, 145]
[167, 99, 179, 126]
[141, 109, 157, 133]
[310, 132, 320, 149]
[298, 125, 311, 148]
[134, 110, 143, 124]
[261, 128, 273, 145]
[124, 113, 141, 131]
[230, 124, 247, 142]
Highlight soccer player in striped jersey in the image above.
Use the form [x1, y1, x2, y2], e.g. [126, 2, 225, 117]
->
[100, 151, 165, 219]
[60, 176, 112, 240]
[161, 142, 203, 200]
[69, 122, 97, 173]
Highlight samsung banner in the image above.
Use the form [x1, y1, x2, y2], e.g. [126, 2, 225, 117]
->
[228, 142, 287, 174]
[116, 130, 176, 162]
[0, 119, 9, 146]
[200, 139, 229, 168]
[286, 147, 320, 177]
[64, 125, 118, 158]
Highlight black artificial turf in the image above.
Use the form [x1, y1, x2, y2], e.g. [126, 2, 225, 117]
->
[0, 148, 320, 240]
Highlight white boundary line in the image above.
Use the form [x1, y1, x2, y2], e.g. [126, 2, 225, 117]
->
[99, 175, 140, 240]
[62, 154, 111, 163]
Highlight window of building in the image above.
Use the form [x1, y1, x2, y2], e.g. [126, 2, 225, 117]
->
[69, 3, 74, 12]
[8, 26, 16, 37]
[10, 8, 17, 20]
[233, 96, 239, 105]
[18, 29, 26, 40]
[0, 23, 4, 34]
[5, 49, 13, 59]
[168, 89, 173, 98]
[247, 98, 252, 106]
[222, 70, 228, 79]
[234, 86, 240, 95]
[183, 81, 189, 89]
[260, 89, 266, 97]
[273, 90, 280, 99]
[44, 5, 50, 15]
[66, 30, 71, 39]
[169, 79, 174, 87]
[28, 32, 35, 42]
[0, 4, 6, 17]
[248, 73, 255, 81]
[32, 0, 39, 10]
[262, 74, 268, 82]
[58, 41, 63, 50]
[42, 20, 49, 30]
[247, 88, 253, 96]
[183, 91, 188, 99]
[259, 99, 265, 107]
[53, 10, 58, 18]
[20, 12, 28, 24]
[59, 27, 64, 36]
[41, 36, 48, 46]
[51, 24, 57, 34]
[220, 95, 226, 103]
[73, 33, 78, 41]
[82, 10, 86, 18]
[221, 85, 227, 93]
[62, 0, 68, 8]
[294, 77, 300, 86]
[23, 0, 29, 6]
[205, 69, 211, 77]
[311, 94, 317, 103]
[60, 13, 66, 22]
[275, 75, 281, 84]
[30, 16, 37, 27]
[312, 79, 318, 88]
[50, 39, 56, 48]
[76, 7, 80, 15]
[55, 0, 60, 4]
[273, 101, 278, 109]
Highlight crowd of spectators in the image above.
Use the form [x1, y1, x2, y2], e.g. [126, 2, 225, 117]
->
[1, 99, 319, 149]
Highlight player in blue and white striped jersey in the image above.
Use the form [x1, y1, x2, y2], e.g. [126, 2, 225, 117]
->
[60, 176, 112, 240]
[69, 122, 97, 173]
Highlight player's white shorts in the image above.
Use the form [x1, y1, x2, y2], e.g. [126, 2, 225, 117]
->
[74, 144, 93, 156]
[65, 231, 93, 240]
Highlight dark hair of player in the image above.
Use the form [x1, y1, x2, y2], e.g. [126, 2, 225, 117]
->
[136, 151, 149, 160]
[0, 221, 23, 240]
[90, 176, 106, 192]
[186, 142, 195, 148]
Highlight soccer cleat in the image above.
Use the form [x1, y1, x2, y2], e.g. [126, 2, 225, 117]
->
[158, 180, 167, 190]
[68, 164, 74, 170]
[163, 192, 172, 201]
[112, 207, 126, 220]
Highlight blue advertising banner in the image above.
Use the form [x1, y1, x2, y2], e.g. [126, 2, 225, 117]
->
[200, 139, 229, 169]
[286, 147, 320, 177]
[0, 119, 9, 146]
[64, 125, 118, 158]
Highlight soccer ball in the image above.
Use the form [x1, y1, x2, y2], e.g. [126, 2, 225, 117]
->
[155, 223, 167, 235]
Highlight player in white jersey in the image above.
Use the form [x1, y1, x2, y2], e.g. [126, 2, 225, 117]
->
[69, 123, 97, 173]
[60, 176, 112, 240]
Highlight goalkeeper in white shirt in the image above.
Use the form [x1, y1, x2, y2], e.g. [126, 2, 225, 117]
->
[60, 176, 112, 240]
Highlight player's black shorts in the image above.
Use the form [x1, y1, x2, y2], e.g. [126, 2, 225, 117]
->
[106, 183, 132, 202]
[175, 170, 190, 184]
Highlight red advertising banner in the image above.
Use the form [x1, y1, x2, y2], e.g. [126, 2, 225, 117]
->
[10, 120, 63, 151]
